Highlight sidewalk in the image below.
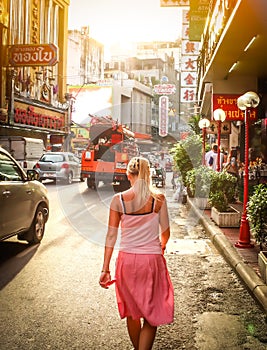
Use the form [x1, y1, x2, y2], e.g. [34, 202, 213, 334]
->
[187, 197, 267, 314]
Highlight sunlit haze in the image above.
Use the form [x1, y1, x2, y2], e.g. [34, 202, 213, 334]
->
[68, 0, 181, 58]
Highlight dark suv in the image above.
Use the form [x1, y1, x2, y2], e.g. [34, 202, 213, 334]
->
[0, 146, 49, 244]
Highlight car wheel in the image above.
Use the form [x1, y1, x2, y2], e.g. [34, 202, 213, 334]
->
[19, 205, 46, 244]
[66, 172, 73, 184]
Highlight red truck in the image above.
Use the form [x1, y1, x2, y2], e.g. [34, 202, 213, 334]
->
[80, 118, 139, 191]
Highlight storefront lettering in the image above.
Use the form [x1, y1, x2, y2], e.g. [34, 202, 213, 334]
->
[213, 94, 257, 121]
[12, 47, 53, 64]
[9, 44, 58, 66]
[14, 106, 64, 130]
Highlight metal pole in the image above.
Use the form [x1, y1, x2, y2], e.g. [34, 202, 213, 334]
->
[8, 69, 16, 125]
[216, 120, 221, 172]
[202, 127, 206, 165]
[235, 109, 253, 248]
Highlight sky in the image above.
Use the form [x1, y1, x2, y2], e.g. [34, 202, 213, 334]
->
[68, 0, 181, 55]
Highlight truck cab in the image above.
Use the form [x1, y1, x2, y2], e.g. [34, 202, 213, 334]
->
[81, 120, 139, 191]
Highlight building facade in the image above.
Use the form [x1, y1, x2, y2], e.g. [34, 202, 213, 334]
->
[0, 0, 70, 147]
[104, 43, 180, 143]
[197, 0, 267, 162]
[67, 30, 154, 140]
[67, 27, 104, 86]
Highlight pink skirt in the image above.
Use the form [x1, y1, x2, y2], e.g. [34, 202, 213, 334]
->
[115, 252, 174, 327]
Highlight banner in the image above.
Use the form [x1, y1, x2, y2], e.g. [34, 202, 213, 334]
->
[159, 96, 169, 137]
[189, 0, 209, 41]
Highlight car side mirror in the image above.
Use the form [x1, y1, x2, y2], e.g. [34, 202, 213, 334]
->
[27, 169, 40, 181]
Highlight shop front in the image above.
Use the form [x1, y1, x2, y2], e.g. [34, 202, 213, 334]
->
[0, 97, 68, 150]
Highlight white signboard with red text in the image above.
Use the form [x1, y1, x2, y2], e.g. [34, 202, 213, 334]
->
[159, 96, 169, 137]
[153, 84, 176, 95]
[180, 7, 200, 103]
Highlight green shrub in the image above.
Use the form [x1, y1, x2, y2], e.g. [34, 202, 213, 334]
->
[170, 133, 202, 184]
[209, 170, 237, 212]
[185, 166, 213, 198]
[247, 184, 267, 249]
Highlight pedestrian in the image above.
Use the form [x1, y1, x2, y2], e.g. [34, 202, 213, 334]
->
[205, 144, 215, 167]
[222, 150, 228, 167]
[99, 156, 174, 350]
[224, 148, 240, 178]
[206, 144, 224, 171]
[159, 152, 166, 169]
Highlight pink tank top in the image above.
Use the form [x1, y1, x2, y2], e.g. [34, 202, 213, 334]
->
[119, 194, 161, 254]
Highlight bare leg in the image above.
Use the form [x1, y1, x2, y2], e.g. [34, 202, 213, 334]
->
[139, 319, 157, 350]
[127, 317, 141, 349]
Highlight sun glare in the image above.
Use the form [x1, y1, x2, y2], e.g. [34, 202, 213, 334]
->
[69, 0, 181, 54]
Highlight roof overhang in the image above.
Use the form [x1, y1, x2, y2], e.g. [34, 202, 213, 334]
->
[203, 0, 267, 83]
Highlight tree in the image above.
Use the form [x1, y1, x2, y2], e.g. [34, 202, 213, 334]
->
[188, 114, 201, 134]
[170, 133, 202, 183]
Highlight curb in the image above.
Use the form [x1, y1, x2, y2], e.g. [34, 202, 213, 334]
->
[187, 197, 267, 314]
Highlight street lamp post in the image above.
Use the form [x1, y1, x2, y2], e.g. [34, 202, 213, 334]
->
[213, 108, 226, 171]
[198, 117, 210, 165]
[235, 91, 260, 248]
[64, 93, 75, 152]
[8, 69, 17, 125]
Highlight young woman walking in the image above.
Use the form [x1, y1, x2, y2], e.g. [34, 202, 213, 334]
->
[99, 156, 174, 350]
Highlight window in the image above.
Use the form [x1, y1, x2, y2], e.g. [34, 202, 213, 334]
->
[41, 154, 65, 162]
[0, 153, 23, 182]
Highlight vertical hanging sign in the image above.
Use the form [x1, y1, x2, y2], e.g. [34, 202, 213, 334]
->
[159, 96, 169, 137]
[180, 7, 200, 103]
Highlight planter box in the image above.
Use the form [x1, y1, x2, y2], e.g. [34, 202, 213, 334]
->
[211, 206, 241, 228]
[194, 197, 211, 210]
[258, 251, 267, 283]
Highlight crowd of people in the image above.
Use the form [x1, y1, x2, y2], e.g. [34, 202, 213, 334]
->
[205, 144, 241, 178]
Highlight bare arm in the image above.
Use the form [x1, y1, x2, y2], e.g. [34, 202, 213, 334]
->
[99, 195, 121, 288]
[158, 195, 170, 254]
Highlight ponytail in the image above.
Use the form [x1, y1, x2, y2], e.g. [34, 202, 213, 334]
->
[127, 157, 154, 203]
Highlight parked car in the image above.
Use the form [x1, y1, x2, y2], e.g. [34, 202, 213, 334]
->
[0, 146, 49, 244]
[34, 152, 81, 184]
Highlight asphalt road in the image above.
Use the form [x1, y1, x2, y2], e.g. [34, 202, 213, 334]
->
[0, 175, 266, 349]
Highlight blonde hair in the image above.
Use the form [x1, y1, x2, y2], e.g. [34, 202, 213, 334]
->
[127, 157, 158, 202]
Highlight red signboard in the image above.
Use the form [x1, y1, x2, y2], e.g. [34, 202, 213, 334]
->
[9, 44, 58, 66]
[213, 94, 257, 121]
[14, 101, 65, 131]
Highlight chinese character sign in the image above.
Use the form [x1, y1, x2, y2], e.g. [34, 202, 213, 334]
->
[159, 96, 169, 137]
[180, 7, 200, 103]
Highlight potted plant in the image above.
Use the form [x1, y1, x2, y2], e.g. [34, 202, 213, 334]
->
[209, 170, 240, 227]
[247, 184, 267, 282]
[185, 165, 213, 208]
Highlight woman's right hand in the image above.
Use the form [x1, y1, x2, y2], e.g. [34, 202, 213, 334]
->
[99, 271, 111, 289]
